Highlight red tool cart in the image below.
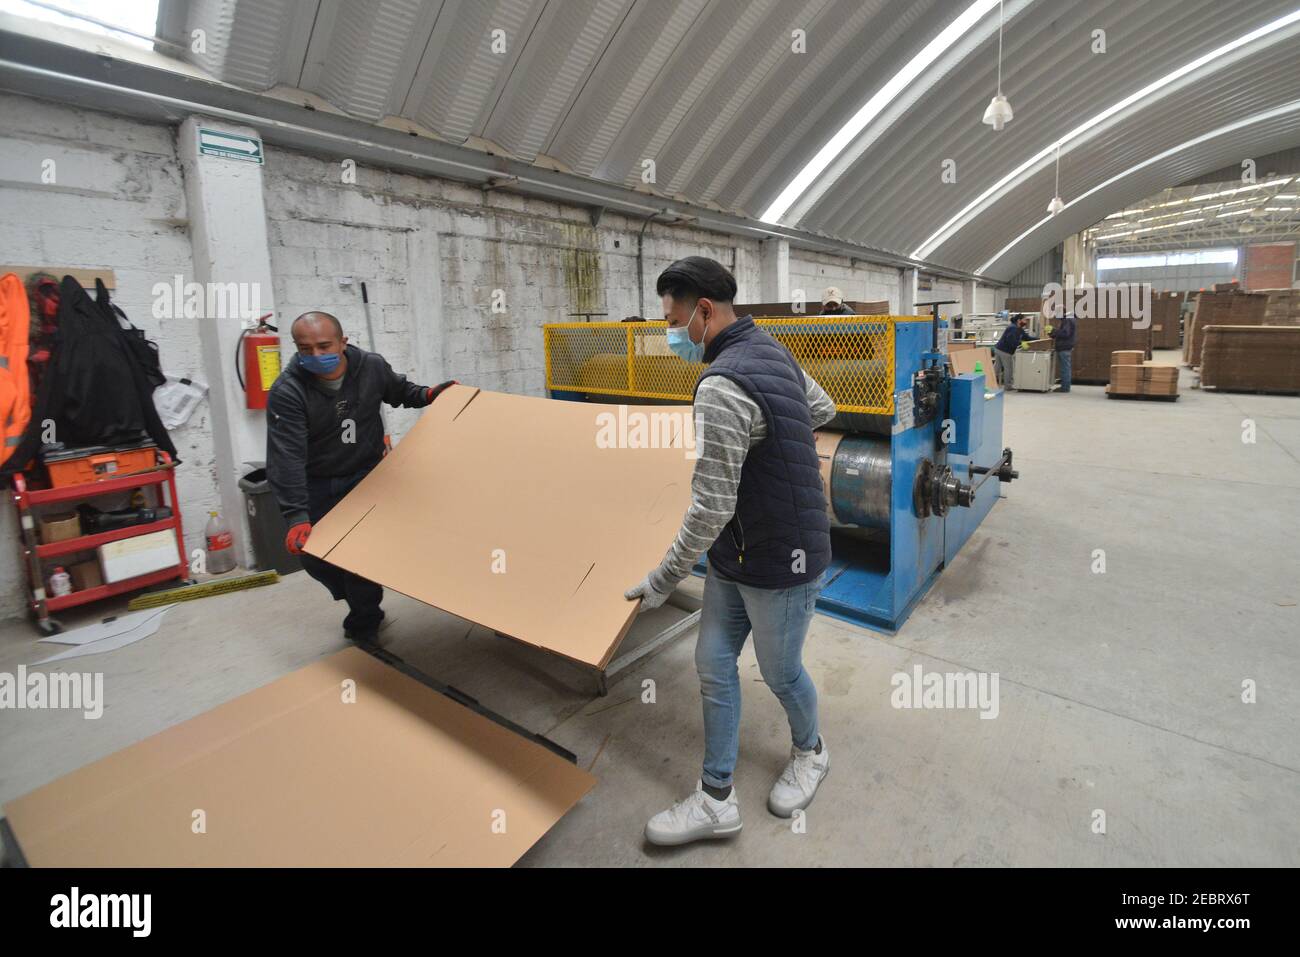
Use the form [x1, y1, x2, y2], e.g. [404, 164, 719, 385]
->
[11, 448, 188, 634]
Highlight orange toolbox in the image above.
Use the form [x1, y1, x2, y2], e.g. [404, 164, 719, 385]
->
[43, 441, 159, 489]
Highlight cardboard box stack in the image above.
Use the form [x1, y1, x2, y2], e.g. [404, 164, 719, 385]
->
[1258, 288, 1300, 326]
[1149, 292, 1183, 349]
[1184, 290, 1268, 366]
[1071, 317, 1153, 383]
[1107, 350, 1179, 399]
[1200, 326, 1300, 394]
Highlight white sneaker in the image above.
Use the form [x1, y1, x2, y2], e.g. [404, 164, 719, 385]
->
[644, 781, 743, 846]
[767, 736, 830, 817]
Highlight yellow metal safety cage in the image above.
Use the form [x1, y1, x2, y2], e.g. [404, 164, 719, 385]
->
[544, 317, 900, 415]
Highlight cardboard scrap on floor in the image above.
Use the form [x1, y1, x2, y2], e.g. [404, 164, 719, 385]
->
[2, 646, 595, 866]
[305, 385, 695, 670]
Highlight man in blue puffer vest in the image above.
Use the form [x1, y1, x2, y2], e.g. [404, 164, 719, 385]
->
[625, 257, 837, 846]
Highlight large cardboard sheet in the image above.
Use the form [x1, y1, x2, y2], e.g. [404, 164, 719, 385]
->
[305, 386, 696, 669]
[3, 647, 595, 866]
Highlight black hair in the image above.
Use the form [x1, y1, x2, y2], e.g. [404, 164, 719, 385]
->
[291, 311, 345, 339]
[655, 256, 737, 304]
[1012, 313, 1025, 323]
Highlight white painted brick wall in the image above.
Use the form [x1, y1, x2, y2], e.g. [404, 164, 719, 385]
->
[0, 94, 220, 623]
[789, 250, 901, 311]
[261, 148, 785, 408]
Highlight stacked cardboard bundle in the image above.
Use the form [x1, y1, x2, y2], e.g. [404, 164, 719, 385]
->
[1258, 288, 1300, 325]
[1184, 291, 1268, 366]
[1149, 292, 1183, 349]
[1071, 318, 1152, 383]
[1107, 350, 1179, 399]
[1200, 326, 1300, 394]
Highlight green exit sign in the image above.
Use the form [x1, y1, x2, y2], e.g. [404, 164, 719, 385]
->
[197, 128, 263, 164]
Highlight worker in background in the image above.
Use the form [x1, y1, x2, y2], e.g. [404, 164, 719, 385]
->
[626, 257, 837, 846]
[993, 313, 1033, 388]
[266, 312, 456, 644]
[1047, 308, 1078, 393]
[820, 286, 853, 315]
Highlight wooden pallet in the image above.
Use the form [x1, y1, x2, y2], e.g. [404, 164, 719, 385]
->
[1105, 391, 1179, 402]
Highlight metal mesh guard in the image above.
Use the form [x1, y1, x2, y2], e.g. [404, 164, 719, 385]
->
[544, 317, 896, 414]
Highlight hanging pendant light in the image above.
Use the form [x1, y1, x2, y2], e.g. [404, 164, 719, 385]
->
[1047, 142, 1065, 215]
[982, 0, 1014, 130]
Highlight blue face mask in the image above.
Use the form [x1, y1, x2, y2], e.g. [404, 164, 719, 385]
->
[300, 351, 342, 375]
[666, 305, 705, 363]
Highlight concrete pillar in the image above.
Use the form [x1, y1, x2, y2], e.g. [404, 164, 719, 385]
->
[732, 245, 759, 303]
[899, 268, 919, 315]
[178, 116, 278, 567]
[961, 279, 978, 317]
[759, 238, 790, 302]
[406, 208, 445, 386]
[1062, 232, 1095, 286]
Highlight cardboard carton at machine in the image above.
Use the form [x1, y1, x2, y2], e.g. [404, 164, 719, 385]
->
[947, 346, 1001, 389]
[305, 385, 696, 670]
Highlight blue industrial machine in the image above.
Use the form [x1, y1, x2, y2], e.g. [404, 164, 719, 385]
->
[543, 305, 1017, 634]
[810, 306, 1017, 632]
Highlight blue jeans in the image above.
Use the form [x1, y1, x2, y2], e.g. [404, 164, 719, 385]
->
[695, 567, 824, 789]
[1057, 349, 1073, 392]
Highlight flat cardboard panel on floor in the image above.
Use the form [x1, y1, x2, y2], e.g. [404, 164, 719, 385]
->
[306, 385, 695, 669]
[2, 647, 595, 866]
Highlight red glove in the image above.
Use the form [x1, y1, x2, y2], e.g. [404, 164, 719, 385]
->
[285, 522, 312, 555]
[427, 380, 459, 403]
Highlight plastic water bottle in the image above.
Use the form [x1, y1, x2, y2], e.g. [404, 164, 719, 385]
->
[49, 566, 72, 597]
[205, 510, 236, 574]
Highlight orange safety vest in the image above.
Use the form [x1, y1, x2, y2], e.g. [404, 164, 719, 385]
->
[0, 273, 32, 453]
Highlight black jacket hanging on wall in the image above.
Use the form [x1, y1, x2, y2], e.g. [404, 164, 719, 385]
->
[0, 276, 177, 476]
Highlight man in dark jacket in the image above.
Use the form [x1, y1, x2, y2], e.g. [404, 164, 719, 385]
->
[625, 257, 837, 846]
[993, 313, 1033, 387]
[1048, 311, 1078, 392]
[266, 312, 455, 642]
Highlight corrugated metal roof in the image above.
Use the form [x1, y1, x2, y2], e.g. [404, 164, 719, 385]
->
[156, 0, 1300, 279]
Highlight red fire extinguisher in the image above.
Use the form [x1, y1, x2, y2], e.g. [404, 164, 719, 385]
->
[237, 314, 280, 410]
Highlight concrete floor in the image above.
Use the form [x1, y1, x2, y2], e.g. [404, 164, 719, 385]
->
[2, 350, 1297, 866]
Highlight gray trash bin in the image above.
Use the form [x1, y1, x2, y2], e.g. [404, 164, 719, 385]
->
[238, 464, 302, 575]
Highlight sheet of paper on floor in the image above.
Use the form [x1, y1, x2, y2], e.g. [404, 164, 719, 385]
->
[31, 606, 173, 665]
[37, 605, 174, 645]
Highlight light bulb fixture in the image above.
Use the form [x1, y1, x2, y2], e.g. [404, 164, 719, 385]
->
[984, 95, 1013, 131]
[982, 0, 1013, 130]
[1047, 142, 1064, 215]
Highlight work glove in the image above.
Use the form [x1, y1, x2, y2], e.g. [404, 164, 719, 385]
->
[1019, 341, 1029, 350]
[1045, 324, 1054, 335]
[625, 575, 671, 612]
[285, 522, 312, 555]
[427, 380, 459, 403]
